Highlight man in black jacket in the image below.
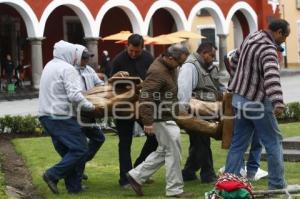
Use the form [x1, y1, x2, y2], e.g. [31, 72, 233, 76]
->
[110, 34, 158, 187]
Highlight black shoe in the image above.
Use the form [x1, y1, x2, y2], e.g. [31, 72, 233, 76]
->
[182, 172, 198, 182]
[68, 189, 83, 194]
[42, 173, 59, 194]
[201, 175, 217, 184]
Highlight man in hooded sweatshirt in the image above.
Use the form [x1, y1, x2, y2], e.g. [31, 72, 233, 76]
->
[38, 40, 100, 194]
[224, 19, 290, 190]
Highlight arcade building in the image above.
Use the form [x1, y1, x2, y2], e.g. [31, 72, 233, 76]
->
[0, 0, 280, 89]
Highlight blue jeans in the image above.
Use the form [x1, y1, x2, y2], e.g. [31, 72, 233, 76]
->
[77, 126, 105, 177]
[82, 126, 105, 162]
[225, 94, 286, 189]
[246, 131, 262, 177]
[39, 116, 88, 192]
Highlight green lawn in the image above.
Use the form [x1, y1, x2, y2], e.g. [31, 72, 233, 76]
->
[6, 122, 300, 198]
[0, 160, 7, 199]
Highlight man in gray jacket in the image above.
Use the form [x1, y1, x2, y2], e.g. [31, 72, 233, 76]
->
[178, 42, 224, 183]
[39, 40, 99, 194]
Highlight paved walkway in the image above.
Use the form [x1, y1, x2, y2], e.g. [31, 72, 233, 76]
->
[0, 69, 300, 117]
[0, 98, 38, 117]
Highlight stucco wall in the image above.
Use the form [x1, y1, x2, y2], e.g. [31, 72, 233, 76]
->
[280, 0, 300, 66]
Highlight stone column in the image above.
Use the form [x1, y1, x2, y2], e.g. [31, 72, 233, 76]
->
[84, 37, 100, 70]
[217, 34, 228, 72]
[28, 37, 44, 89]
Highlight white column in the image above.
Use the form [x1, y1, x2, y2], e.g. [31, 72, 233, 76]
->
[28, 37, 44, 89]
[217, 34, 228, 72]
[84, 37, 100, 70]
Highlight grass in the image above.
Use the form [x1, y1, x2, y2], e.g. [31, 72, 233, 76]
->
[5, 122, 300, 198]
[0, 154, 7, 199]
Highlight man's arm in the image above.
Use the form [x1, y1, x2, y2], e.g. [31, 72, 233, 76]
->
[88, 66, 105, 86]
[178, 63, 198, 104]
[261, 48, 284, 112]
[62, 67, 95, 111]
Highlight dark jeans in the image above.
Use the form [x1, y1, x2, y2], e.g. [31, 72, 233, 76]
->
[78, 126, 105, 176]
[39, 116, 88, 193]
[116, 119, 158, 186]
[246, 131, 263, 176]
[182, 133, 216, 181]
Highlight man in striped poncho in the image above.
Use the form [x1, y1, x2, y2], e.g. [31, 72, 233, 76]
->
[224, 19, 290, 190]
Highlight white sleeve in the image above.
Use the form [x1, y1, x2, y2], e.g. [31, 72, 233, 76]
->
[177, 63, 198, 103]
[93, 72, 104, 86]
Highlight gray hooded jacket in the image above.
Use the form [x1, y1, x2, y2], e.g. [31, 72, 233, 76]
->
[38, 40, 94, 117]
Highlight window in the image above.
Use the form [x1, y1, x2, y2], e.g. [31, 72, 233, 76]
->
[197, 24, 219, 62]
[200, 28, 216, 46]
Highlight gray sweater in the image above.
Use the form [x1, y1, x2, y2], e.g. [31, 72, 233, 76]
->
[38, 40, 94, 117]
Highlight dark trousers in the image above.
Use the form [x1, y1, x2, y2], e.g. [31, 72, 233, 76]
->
[78, 126, 105, 176]
[182, 133, 216, 181]
[39, 116, 88, 193]
[116, 119, 158, 186]
[82, 126, 105, 162]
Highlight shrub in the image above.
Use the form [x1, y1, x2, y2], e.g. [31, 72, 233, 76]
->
[0, 115, 42, 136]
[279, 102, 300, 122]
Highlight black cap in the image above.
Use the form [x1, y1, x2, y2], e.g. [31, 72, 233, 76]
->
[81, 50, 94, 60]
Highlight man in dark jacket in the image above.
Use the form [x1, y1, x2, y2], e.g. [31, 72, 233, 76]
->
[126, 44, 194, 198]
[110, 34, 158, 187]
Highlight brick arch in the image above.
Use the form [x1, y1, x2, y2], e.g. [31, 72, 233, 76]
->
[39, 0, 95, 37]
[188, 0, 226, 34]
[225, 1, 257, 35]
[96, 0, 143, 36]
[143, 0, 187, 35]
[0, 0, 39, 37]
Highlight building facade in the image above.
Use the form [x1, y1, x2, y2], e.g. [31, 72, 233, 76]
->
[279, 0, 300, 67]
[0, 0, 280, 89]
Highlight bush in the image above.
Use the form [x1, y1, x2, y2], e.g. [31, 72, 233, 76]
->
[279, 102, 300, 122]
[0, 115, 42, 136]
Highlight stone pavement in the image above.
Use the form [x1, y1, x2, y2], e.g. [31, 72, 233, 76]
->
[0, 68, 300, 117]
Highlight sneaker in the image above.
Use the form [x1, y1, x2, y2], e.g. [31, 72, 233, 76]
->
[253, 168, 268, 181]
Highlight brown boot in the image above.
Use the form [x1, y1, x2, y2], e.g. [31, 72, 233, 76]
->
[126, 173, 144, 196]
[168, 192, 196, 198]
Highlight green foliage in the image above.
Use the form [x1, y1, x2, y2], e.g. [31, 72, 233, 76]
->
[0, 115, 42, 135]
[280, 102, 300, 122]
